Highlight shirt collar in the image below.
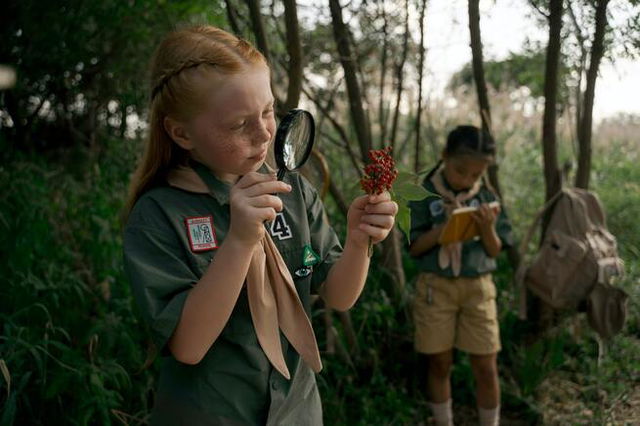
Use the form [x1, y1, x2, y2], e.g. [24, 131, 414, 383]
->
[167, 160, 273, 206]
[191, 161, 232, 205]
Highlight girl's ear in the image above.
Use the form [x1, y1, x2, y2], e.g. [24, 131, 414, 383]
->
[164, 116, 193, 150]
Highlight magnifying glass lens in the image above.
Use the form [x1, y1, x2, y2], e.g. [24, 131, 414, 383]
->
[275, 109, 315, 180]
[284, 116, 311, 169]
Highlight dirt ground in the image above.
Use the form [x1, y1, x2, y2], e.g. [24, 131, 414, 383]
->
[417, 376, 639, 425]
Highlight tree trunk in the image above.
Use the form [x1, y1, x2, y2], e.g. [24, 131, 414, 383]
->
[414, 0, 427, 174]
[468, 0, 503, 198]
[381, 227, 407, 293]
[575, 0, 609, 189]
[223, 0, 241, 35]
[468, 0, 519, 269]
[468, 0, 491, 135]
[532, 0, 564, 332]
[328, 0, 372, 161]
[377, 0, 390, 147]
[282, 0, 303, 111]
[245, 0, 271, 63]
[119, 103, 128, 139]
[567, 1, 587, 162]
[389, 0, 410, 152]
[541, 0, 563, 204]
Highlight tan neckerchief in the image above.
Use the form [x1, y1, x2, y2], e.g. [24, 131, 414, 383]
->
[430, 164, 482, 276]
[167, 166, 322, 379]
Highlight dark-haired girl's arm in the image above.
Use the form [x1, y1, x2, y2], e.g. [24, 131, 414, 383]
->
[473, 203, 502, 257]
[408, 224, 444, 257]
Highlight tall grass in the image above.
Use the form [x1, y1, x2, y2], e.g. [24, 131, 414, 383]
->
[0, 139, 155, 425]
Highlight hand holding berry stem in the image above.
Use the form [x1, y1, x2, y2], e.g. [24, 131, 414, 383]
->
[359, 147, 399, 256]
[320, 147, 399, 311]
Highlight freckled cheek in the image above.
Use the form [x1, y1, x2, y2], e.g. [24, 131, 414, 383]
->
[266, 120, 276, 140]
[219, 140, 241, 156]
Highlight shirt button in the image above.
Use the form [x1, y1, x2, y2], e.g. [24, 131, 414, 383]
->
[271, 381, 278, 391]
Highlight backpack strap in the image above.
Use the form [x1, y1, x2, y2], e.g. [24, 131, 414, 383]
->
[564, 189, 592, 235]
[514, 189, 565, 319]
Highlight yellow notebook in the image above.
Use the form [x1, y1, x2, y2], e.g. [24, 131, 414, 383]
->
[438, 201, 500, 245]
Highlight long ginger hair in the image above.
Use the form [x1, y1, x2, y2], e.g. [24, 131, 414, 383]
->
[124, 26, 267, 218]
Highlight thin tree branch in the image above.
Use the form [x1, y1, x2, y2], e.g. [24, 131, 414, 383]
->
[245, 0, 271, 63]
[302, 84, 362, 175]
[414, 0, 428, 173]
[529, 0, 551, 19]
[328, 0, 372, 160]
[223, 0, 241, 34]
[389, 0, 410, 152]
[377, 0, 390, 146]
[576, 0, 610, 189]
[282, 0, 303, 110]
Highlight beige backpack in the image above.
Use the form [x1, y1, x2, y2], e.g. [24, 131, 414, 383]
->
[516, 188, 627, 339]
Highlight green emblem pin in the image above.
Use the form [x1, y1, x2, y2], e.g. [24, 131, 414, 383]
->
[302, 244, 320, 266]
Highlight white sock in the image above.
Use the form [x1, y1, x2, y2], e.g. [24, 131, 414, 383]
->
[428, 399, 453, 426]
[478, 405, 500, 426]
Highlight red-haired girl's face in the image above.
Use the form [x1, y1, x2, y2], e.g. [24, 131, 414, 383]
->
[442, 154, 489, 191]
[171, 64, 276, 183]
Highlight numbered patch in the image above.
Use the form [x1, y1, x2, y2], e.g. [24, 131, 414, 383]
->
[269, 212, 292, 240]
[185, 216, 218, 252]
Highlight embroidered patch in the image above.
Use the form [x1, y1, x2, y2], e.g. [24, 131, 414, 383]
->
[269, 212, 292, 240]
[185, 216, 218, 252]
[429, 200, 444, 217]
[302, 244, 320, 266]
[294, 266, 313, 278]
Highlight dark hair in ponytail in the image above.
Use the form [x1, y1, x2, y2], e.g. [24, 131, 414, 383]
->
[444, 125, 495, 160]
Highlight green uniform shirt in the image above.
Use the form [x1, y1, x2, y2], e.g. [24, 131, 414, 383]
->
[123, 163, 342, 425]
[409, 172, 514, 278]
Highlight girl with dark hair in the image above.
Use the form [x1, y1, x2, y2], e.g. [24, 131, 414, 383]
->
[409, 125, 513, 426]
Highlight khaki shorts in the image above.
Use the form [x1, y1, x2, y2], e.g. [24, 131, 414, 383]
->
[412, 272, 501, 355]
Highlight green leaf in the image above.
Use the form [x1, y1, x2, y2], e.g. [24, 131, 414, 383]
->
[416, 167, 433, 180]
[393, 170, 418, 186]
[393, 182, 433, 201]
[396, 204, 411, 241]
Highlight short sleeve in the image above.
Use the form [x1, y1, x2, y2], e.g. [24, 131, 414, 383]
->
[123, 216, 197, 354]
[409, 195, 439, 244]
[300, 177, 343, 291]
[481, 189, 515, 249]
[495, 206, 515, 248]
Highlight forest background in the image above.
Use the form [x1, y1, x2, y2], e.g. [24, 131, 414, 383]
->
[1, 0, 639, 424]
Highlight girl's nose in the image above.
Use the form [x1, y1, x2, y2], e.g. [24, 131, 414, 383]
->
[252, 119, 272, 145]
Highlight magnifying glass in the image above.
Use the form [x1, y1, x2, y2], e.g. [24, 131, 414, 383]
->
[273, 109, 315, 181]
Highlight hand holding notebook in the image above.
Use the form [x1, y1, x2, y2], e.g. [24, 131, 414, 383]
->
[438, 201, 500, 245]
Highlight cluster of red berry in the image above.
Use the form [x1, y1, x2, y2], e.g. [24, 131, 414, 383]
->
[360, 146, 398, 195]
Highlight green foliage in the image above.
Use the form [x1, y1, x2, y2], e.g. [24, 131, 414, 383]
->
[391, 169, 434, 242]
[0, 0, 226, 150]
[0, 139, 154, 425]
[449, 46, 571, 102]
[317, 266, 424, 425]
